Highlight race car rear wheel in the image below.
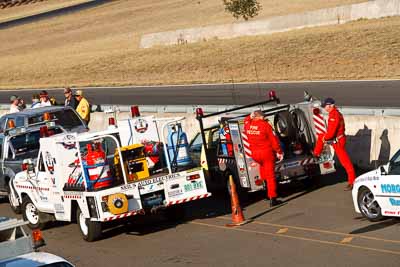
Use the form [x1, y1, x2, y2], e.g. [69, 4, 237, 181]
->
[357, 187, 383, 222]
[77, 207, 102, 242]
[22, 196, 45, 229]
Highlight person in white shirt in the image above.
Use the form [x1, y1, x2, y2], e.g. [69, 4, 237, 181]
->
[9, 95, 20, 113]
[39, 91, 52, 107]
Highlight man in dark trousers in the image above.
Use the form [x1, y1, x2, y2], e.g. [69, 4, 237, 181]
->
[314, 97, 356, 191]
[64, 87, 78, 109]
[244, 110, 284, 206]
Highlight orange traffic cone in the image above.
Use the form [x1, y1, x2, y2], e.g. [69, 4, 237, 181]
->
[226, 175, 249, 227]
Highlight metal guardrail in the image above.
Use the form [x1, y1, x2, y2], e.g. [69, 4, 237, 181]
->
[1, 104, 400, 116]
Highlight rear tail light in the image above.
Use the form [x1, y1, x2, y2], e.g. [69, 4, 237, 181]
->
[293, 143, 303, 155]
[323, 162, 332, 169]
[32, 229, 45, 249]
[186, 174, 200, 181]
[130, 106, 140, 117]
[195, 107, 204, 118]
[108, 117, 116, 126]
[268, 90, 277, 100]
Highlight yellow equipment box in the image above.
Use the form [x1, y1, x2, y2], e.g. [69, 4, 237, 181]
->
[114, 144, 150, 182]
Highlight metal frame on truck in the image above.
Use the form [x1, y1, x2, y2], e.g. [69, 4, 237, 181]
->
[193, 91, 336, 194]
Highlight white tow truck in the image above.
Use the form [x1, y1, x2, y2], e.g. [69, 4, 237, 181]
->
[9, 114, 211, 241]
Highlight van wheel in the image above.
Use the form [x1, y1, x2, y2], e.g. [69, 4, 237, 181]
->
[76, 207, 102, 242]
[22, 197, 45, 229]
[7, 186, 21, 214]
[357, 187, 383, 222]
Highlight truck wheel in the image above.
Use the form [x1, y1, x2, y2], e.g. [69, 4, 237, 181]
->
[76, 207, 102, 242]
[357, 187, 383, 222]
[164, 204, 186, 222]
[7, 185, 21, 214]
[22, 197, 45, 229]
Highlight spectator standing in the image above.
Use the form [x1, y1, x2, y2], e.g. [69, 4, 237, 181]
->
[9, 95, 20, 113]
[64, 87, 78, 109]
[39, 91, 52, 107]
[75, 90, 90, 124]
[17, 96, 26, 111]
[31, 94, 41, 108]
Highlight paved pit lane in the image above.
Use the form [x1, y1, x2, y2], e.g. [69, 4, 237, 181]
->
[1, 169, 400, 266]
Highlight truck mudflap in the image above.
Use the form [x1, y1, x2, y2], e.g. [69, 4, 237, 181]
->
[138, 168, 211, 207]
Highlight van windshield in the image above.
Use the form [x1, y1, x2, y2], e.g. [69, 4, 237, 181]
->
[28, 109, 84, 130]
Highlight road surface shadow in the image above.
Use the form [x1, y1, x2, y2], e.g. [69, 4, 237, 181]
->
[350, 218, 399, 235]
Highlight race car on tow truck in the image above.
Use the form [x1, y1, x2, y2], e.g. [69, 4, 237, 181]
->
[352, 148, 400, 221]
[9, 113, 211, 241]
[191, 91, 336, 195]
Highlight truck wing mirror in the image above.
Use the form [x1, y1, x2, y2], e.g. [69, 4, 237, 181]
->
[22, 159, 35, 172]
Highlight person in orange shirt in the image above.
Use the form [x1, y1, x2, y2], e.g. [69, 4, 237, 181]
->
[314, 97, 356, 191]
[244, 110, 284, 206]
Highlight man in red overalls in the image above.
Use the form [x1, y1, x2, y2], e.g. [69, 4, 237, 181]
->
[244, 110, 284, 206]
[313, 98, 356, 191]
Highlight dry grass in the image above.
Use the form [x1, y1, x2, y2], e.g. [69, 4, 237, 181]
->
[0, 0, 93, 23]
[1, 0, 396, 89]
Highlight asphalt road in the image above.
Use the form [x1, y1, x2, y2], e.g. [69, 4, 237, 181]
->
[2, 80, 399, 107]
[0, 0, 109, 30]
[2, 169, 400, 267]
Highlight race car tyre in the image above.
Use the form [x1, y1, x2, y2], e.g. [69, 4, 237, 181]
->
[7, 184, 21, 214]
[22, 196, 45, 229]
[164, 204, 186, 222]
[274, 111, 296, 140]
[357, 187, 383, 222]
[76, 207, 102, 242]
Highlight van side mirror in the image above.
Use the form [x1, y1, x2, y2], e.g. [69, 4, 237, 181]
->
[380, 165, 387, 175]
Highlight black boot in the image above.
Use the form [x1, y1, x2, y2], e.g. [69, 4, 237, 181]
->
[270, 198, 282, 207]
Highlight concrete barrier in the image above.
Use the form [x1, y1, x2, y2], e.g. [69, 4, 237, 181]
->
[140, 0, 400, 48]
[90, 111, 400, 170]
[0, 108, 397, 170]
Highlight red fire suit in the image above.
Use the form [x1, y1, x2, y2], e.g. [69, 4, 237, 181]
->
[313, 107, 356, 185]
[244, 115, 282, 198]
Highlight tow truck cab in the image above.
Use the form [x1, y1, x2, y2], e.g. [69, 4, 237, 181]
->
[191, 92, 336, 193]
[0, 106, 88, 197]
